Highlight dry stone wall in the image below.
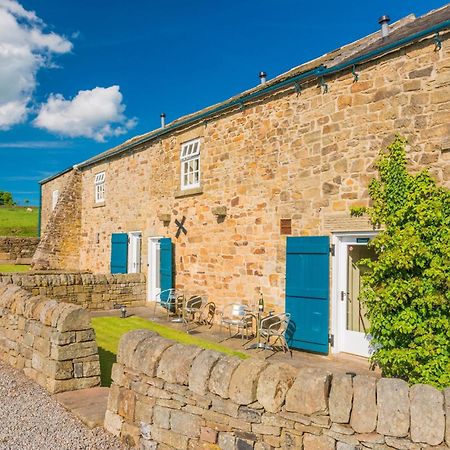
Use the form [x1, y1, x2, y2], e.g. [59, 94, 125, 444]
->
[0, 237, 39, 264]
[0, 273, 146, 311]
[106, 330, 450, 449]
[0, 282, 100, 393]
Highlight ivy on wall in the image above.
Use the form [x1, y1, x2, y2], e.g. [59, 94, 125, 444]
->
[351, 136, 450, 388]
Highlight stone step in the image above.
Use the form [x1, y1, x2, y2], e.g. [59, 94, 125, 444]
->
[55, 386, 109, 428]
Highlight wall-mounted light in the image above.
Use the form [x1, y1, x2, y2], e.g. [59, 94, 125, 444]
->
[158, 213, 171, 225]
[212, 206, 227, 218]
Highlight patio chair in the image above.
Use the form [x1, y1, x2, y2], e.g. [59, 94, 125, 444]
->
[219, 303, 255, 343]
[198, 301, 216, 328]
[259, 312, 292, 356]
[152, 288, 178, 320]
[182, 295, 204, 332]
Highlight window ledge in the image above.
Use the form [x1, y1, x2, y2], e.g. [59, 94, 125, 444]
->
[174, 186, 203, 198]
[93, 202, 106, 208]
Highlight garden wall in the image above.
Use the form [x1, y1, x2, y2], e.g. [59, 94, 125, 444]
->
[106, 330, 450, 449]
[0, 236, 39, 264]
[0, 282, 100, 393]
[0, 272, 146, 310]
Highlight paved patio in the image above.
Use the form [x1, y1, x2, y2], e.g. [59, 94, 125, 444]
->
[92, 305, 380, 378]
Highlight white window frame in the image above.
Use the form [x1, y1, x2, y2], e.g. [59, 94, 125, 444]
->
[94, 171, 105, 203]
[180, 138, 200, 190]
[52, 190, 59, 211]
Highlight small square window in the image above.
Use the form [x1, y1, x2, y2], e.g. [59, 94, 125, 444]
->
[94, 171, 105, 203]
[180, 139, 200, 190]
[52, 190, 59, 211]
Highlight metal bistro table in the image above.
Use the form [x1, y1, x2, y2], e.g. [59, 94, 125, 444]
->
[246, 308, 274, 351]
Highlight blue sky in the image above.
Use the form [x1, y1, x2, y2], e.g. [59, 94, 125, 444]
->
[0, 0, 446, 205]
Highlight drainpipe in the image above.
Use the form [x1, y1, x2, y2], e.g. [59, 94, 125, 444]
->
[37, 183, 42, 237]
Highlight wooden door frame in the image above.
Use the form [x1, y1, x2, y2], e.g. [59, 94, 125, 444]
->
[127, 231, 142, 274]
[330, 231, 377, 355]
[147, 236, 164, 302]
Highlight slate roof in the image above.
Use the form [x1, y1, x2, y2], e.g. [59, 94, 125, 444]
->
[42, 4, 450, 182]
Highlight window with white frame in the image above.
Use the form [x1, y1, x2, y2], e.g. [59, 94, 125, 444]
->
[180, 139, 200, 190]
[52, 190, 59, 211]
[94, 171, 105, 203]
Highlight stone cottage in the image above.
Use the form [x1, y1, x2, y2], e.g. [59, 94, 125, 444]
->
[34, 5, 450, 357]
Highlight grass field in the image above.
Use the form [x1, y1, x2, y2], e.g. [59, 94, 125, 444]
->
[92, 316, 248, 386]
[0, 206, 39, 237]
[0, 264, 30, 273]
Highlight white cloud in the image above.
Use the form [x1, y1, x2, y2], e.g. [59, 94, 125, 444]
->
[0, 140, 72, 148]
[34, 86, 137, 142]
[0, 0, 72, 130]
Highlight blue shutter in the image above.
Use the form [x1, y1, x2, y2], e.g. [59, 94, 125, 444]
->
[285, 236, 330, 354]
[159, 238, 173, 302]
[111, 233, 128, 274]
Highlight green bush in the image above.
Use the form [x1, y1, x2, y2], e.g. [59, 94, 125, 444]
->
[351, 136, 450, 388]
[0, 191, 14, 206]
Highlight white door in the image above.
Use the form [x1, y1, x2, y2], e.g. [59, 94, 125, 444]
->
[335, 234, 377, 357]
[147, 237, 162, 301]
[127, 232, 142, 273]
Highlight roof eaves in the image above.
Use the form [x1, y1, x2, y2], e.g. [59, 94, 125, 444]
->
[39, 166, 73, 185]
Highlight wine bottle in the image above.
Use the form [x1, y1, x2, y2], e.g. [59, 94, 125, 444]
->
[258, 292, 264, 313]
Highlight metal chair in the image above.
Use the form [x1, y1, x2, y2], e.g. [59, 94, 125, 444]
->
[152, 288, 177, 320]
[219, 303, 254, 343]
[259, 312, 292, 355]
[182, 295, 204, 332]
[198, 301, 216, 328]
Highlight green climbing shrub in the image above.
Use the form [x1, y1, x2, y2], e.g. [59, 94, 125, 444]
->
[351, 136, 450, 388]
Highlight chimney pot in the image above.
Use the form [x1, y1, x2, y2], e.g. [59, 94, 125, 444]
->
[378, 15, 391, 38]
[160, 112, 166, 128]
[259, 71, 267, 85]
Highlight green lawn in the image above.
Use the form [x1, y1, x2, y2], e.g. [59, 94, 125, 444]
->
[92, 316, 248, 386]
[0, 206, 39, 237]
[0, 264, 30, 273]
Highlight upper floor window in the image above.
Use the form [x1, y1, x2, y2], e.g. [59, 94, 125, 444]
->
[94, 172, 105, 203]
[52, 190, 59, 211]
[180, 139, 200, 190]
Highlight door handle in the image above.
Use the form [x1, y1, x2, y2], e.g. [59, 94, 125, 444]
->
[340, 291, 346, 302]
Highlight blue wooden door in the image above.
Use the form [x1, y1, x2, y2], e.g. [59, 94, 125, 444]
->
[285, 236, 330, 354]
[159, 238, 173, 303]
[111, 233, 128, 274]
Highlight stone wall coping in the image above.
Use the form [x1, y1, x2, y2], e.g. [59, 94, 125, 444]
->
[0, 272, 145, 286]
[0, 282, 90, 332]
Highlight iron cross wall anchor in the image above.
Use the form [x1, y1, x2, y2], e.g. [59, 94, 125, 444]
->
[175, 216, 187, 238]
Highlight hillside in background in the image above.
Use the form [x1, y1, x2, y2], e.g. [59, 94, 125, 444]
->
[0, 206, 39, 237]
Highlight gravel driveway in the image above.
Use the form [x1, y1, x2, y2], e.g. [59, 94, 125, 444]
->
[0, 362, 127, 450]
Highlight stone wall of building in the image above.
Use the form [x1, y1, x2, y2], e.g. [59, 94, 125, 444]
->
[106, 330, 450, 449]
[0, 237, 39, 264]
[40, 169, 73, 234]
[0, 273, 146, 311]
[33, 169, 82, 271]
[42, 32, 450, 312]
[0, 282, 101, 393]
